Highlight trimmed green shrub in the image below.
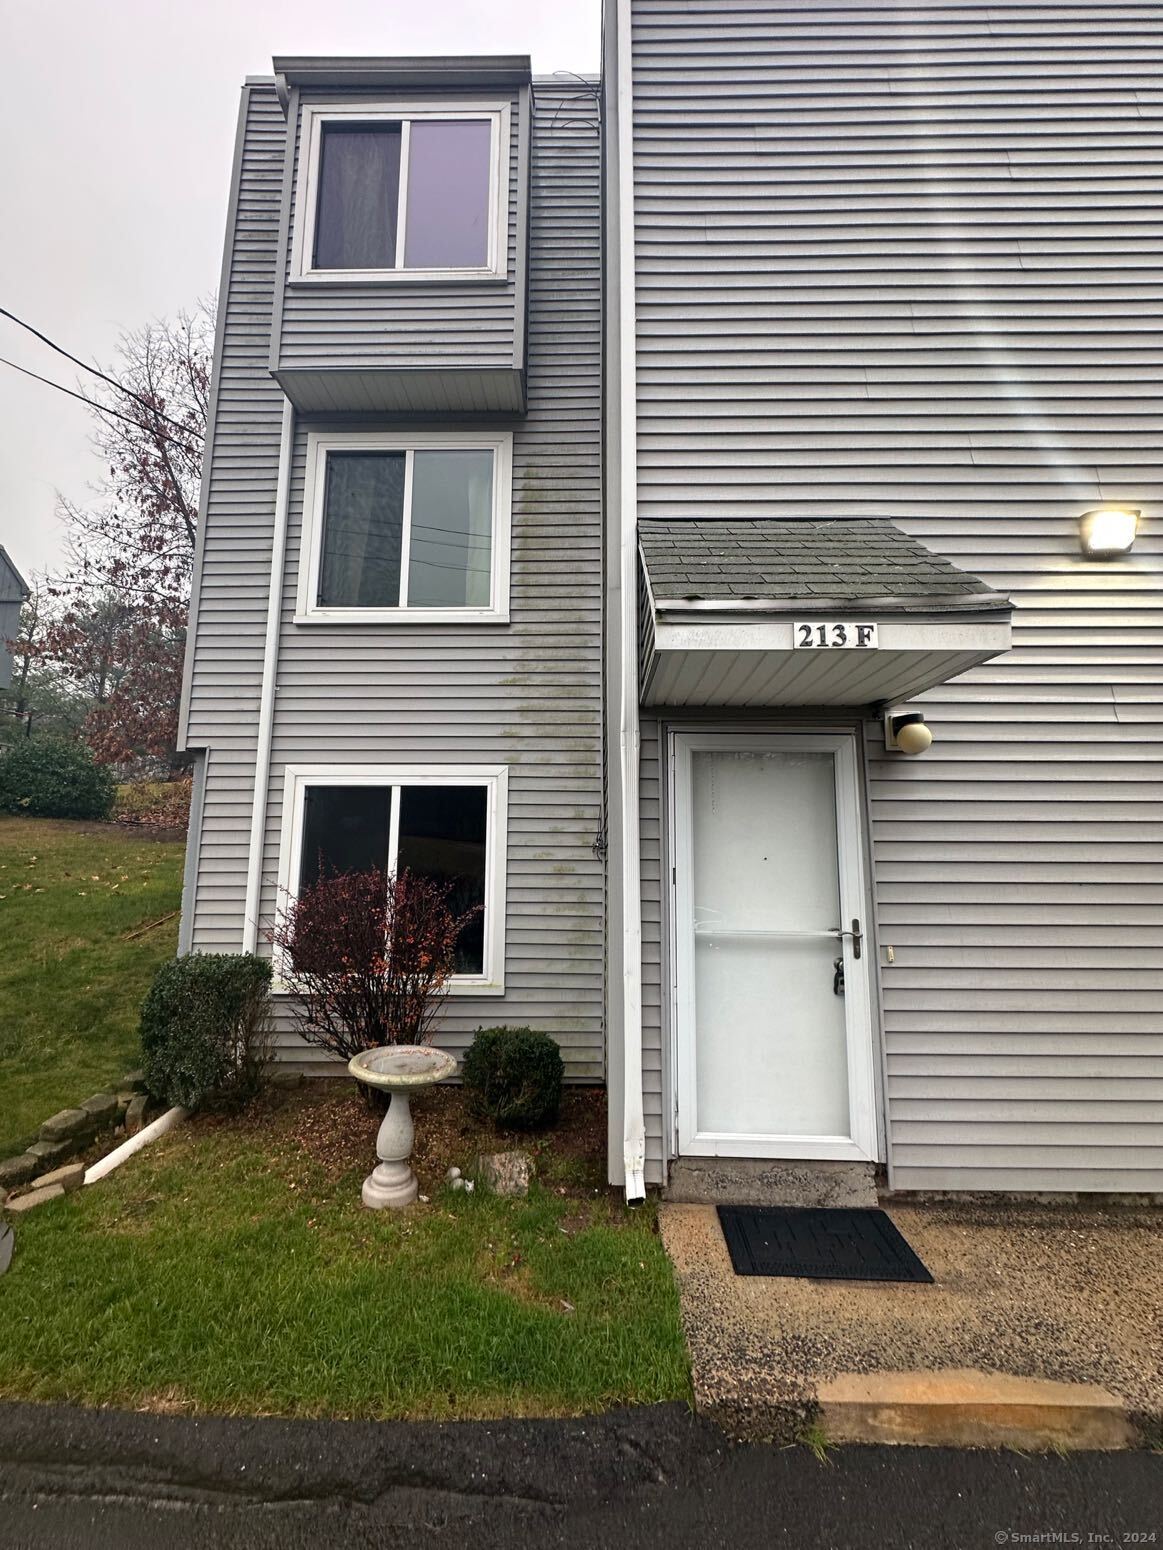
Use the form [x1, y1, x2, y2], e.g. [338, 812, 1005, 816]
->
[0, 738, 115, 820]
[462, 1026, 564, 1131]
[139, 953, 273, 1111]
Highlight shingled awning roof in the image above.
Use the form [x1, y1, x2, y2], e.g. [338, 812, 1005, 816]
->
[640, 518, 1008, 611]
[638, 518, 1012, 708]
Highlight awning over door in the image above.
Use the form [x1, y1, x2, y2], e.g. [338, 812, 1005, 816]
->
[638, 518, 1012, 708]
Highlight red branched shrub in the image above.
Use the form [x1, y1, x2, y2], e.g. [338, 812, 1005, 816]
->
[267, 867, 480, 1063]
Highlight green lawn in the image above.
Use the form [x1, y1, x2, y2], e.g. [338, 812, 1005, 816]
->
[0, 816, 185, 1155]
[0, 1089, 690, 1420]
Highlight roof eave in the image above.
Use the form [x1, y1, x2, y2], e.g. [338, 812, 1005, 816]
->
[272, 55, 533, 94]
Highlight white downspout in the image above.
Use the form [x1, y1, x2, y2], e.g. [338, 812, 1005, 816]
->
[614, 0, 646, 1203]
[242, 395, 294, 952]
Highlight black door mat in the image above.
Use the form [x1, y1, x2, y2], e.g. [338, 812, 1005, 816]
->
[717, 1205, 933, 1283]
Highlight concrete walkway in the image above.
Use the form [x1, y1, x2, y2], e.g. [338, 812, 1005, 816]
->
[659, 1199, 1163, 1448]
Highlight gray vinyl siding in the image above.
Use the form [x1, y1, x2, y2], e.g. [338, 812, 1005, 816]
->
[273, 86, 525, 407]
[182, 83, 287, 952]
[184, 80, 603, 1075]
[629, 0, 1163, 1190]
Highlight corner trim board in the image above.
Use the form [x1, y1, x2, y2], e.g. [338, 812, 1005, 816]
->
[242, 395, 295, 954]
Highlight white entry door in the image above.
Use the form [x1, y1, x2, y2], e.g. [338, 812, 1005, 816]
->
[671, 732, 879, 1161]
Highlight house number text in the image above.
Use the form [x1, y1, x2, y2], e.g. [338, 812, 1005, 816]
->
[793, 622, 879, 649]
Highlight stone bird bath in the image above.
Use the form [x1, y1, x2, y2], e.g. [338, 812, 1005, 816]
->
[348, 1045, 457, 1209]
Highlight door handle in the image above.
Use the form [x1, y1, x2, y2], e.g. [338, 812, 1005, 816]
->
[836, 918, 862, 960]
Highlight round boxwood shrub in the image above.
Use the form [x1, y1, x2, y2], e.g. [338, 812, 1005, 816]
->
[140, 953, 274, 1111]
[462, 1026, 564, 1131]
[0, 737, 115, 820]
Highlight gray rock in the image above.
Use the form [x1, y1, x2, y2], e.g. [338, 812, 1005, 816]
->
[125, 1094, 150, 1136]
[271, 1070, 304, 1089]
[39, 1108, 94, 1143]
[6, 1183, 65, 1214]
[36, 1162, 86, 1194]
[120, 1070, 148, 1093]
[477, 1150, 533, 1198]
[28, 1137, 81, 1165]
[81, 1092, 119, 1128]
[0, 1154, 40, 1191]
[0, 1221, 12, 1276]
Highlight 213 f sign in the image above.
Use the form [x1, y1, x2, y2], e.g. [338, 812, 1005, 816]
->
[793, 621, 879, 649]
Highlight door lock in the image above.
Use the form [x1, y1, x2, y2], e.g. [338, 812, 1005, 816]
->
[833, 956, 845, 996]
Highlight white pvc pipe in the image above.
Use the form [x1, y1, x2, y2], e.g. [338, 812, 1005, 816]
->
[614, 0, 646, 1206]
[83, 1106, 188, 1185]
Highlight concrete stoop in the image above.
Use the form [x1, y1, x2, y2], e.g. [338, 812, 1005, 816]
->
[664, 1158, 878, 1208]
[658, 1202, 1162, 1451]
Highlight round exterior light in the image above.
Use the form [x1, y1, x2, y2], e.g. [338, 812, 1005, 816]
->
[895, 719, 933, 755]
[1080, 507, 1138, 559]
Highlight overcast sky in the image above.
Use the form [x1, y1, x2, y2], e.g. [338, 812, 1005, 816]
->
[0, 0, 600, 580]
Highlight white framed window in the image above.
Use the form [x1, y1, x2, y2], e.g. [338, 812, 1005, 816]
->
[290, 101, 511, 282]
[296, 430, 512, 624]
[277, 765, 508, 995]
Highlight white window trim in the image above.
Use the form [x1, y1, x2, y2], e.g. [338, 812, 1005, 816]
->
[296, 429, 513, 625]
[276, 764, 508, 996]
[290, 100, 511, 283]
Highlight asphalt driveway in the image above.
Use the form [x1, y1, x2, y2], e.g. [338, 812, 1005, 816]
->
[0, 1400, 1159, 1549]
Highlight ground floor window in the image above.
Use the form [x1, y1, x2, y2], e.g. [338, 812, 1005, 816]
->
[278, 765, 507, 991]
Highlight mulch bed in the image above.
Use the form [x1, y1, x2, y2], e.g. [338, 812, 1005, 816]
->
[198, 1080, 609, 1200]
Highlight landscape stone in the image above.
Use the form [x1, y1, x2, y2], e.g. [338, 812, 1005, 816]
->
[36, 1162, 86, 1194]
[477, 1150, 532, 1198]
[6, 1183, 65, 1214]
[121, 1070, 148, 1093]
[125, 1093, 150, 1136]
[271, 1071, 304, 1089]
[28, 1137, 81, 1165]
[81, 1092, 119, 1128]
[39, 1108, 94, 1143]
[0, 1154, 40, 1190]
[0, 1221, 11, 1275]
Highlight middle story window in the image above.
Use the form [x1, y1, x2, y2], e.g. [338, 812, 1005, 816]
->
[293, 103, 510, 280]
[279, 766, 508, 992]
[297, 431, 513, 624]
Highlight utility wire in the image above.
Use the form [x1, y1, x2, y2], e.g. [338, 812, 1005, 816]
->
[0, 354, 204, 454]
[0, 304, 205, 440]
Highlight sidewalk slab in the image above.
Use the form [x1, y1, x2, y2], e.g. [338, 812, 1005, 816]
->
[659, 1200, 1162, 1449]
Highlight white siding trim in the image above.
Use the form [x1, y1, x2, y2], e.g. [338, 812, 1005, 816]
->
[242, 396, 295, 954]
[296, 429, 513, 625]
[275, 763, 509, 995]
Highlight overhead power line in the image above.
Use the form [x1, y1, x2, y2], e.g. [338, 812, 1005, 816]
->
[0, 303, 205, 440]
[0, 354, 204, 455]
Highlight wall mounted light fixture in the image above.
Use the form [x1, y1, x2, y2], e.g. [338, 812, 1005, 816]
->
[885, 710, 933, 755]
[1079, 507, 1138, 559]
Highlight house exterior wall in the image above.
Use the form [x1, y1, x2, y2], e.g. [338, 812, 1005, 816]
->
[181, 79, 604, 1075]
[626, 0, 1163, 1191]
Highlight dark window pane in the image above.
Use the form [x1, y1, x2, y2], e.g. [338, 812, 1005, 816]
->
[300, 787, 391, 890]
[407, 450, 494, 607]
[403, 119, 492, 269]
[397, 786, 488, 974]
[314, 123, 401, 270]
[318, 452, 406, 608]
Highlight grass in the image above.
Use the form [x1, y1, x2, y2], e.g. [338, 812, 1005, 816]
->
[0, 816, 185, 1155]
[0, 1089, 691, 1420]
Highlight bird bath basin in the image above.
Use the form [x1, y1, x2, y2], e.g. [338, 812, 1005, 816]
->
[348, 1045, 458, 1210]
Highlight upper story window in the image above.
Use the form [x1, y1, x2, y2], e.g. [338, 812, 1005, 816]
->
[296, 430, 512, 624]
[292, 103, 511, 281]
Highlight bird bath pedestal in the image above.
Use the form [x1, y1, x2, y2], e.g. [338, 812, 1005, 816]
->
[348, 1046, 457, 1210]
